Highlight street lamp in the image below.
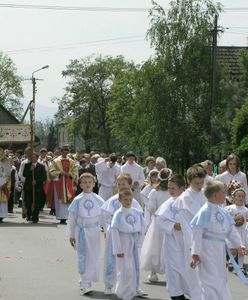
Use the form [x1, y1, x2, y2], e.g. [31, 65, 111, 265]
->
[30, 65, 49, 208]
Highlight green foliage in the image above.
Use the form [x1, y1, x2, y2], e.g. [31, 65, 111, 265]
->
[108, 0, 223, 165]
[232, 98, 248, 158]
[0, 51, 23, 119]
[57, 55, 132, 152]
[47, 120, 57, 151]
[55, 0, 247, 168]
[218, 50, 248, 159]
[35, 119, 58, 151]
[145, 0, 221, 165]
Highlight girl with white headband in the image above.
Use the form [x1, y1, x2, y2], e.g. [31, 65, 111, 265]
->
[225, 187, 248, 275]
[141, 168, 172, 283]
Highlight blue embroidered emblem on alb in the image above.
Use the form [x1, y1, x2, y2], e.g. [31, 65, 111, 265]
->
[215, 211, 224, 230]
[125, 214, 136, 227]
[84, 199, 94, 216]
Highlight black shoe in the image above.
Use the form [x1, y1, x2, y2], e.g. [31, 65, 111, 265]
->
[0, 218, 3, 223]
[171, 296, 185, 300]
[50, 209, 55, 215]
[60, 219, 67, 224]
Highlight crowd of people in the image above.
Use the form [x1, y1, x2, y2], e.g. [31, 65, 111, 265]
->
[0, 146, 248, 300]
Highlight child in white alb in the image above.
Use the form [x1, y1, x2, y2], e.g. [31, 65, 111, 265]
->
[111, 189, 147, 300]
[140, 169, 159, 226]
[225, 187, 248, 274]
[171, 164, 207, 300]
[67, 173, 104, 295]
[156, 174, 192, 300]
[191, 180, 245, 300]
[101, 174, 142, 295]
[142, 168, 171, 282]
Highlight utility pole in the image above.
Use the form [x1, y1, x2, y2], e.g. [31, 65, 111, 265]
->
[210, 14, 218, 149]
[29, 65, 49, 210]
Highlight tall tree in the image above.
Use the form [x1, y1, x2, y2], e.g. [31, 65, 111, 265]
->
[231, 50, 248, 160]
[213, 49, 248, 159]
[57, 55, 132, 152]
[47, 120, 58, 151]
[145, 0, 222, 166]
[0, 51, 23, 119]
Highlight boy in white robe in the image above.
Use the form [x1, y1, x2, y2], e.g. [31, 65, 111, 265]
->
[191, 180, 245, 300]
[156, 174, 192, 300]
[95, 154, 121, 201]
[171, 164, 207, 299]
[111, 189, 147, 300]
[101, 173, 142, 295]
[67, 172, 104, 295]
[121, 151, 145, 207]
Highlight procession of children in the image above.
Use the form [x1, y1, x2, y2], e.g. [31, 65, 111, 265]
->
[1, 148, 248, 300]
[65, 152, 248, 300]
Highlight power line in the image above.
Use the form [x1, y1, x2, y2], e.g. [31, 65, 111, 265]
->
[3, 36, 145, 55]
[1, 3, 248, 13]
[225, 27, 248, 29]
[225, 31, 248, 36]
[224, 7, 248, 12]
[0, 3, 149, 12]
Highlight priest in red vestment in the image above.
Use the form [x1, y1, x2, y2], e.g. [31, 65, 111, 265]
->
[49, 145, 78, 224]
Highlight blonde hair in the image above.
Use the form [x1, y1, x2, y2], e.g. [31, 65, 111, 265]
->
[117, 173, 132, 185]
[204, 180, 224, 199]
[79, 172, 95, 182]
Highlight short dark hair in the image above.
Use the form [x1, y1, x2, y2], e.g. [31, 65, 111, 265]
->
[145, 156, 156, 166]
[169, 174, 185, 188]
[126, 151, 136, 158]
[109, 153, 117, 163]
[80, 158, 87, 165]
[16, 149, 23, 155]
[61, 145, 70, 151]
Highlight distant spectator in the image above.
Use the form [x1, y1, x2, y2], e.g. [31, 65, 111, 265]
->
[155, 157, 167, 171]
[143, 156, 156, 179]
[219, 159, 226, 174]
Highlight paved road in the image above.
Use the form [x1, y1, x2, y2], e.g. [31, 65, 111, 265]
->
[0, 208, 248, 300]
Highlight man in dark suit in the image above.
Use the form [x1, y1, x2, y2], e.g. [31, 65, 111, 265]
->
[84, 153, 98, 194]
[23, 152, 47, 223]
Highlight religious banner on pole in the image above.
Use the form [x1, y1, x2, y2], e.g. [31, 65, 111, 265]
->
[0, 124, 31, 143]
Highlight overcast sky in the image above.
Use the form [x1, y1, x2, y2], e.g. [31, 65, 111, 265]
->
[1, 0, 248, 120]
